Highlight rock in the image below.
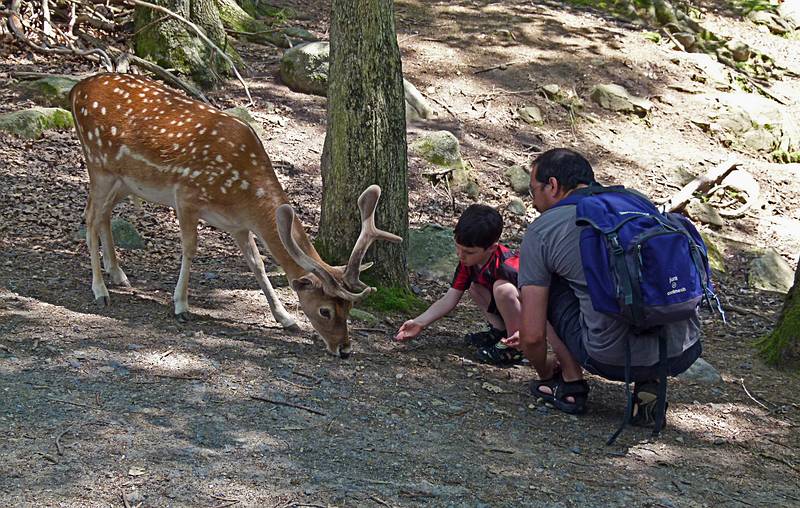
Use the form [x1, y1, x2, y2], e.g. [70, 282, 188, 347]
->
[408, 225, 457, 281]
[678, 358, 722, 384]
[507, 197, 527, 216]
[748, 249, 795, 294]
[518, 105, 543, 124]
[725, 40, 751, 62]
[672, 32, 696, 50]
[14, 76, 81, 109]
[410, 130, 462, 168]
[0, 107, 74, 139]
[685, 53, 733, 90]
[541, 84, 561, 99]
[111, 219, 145, 249]
[224, 106, 268, 141]
[685, 199, 724, 227]
[504, 165, 530, 193]
[280, 41, 330, 96]
[349, 308, 379, 326]
[747, 10, 793, 34]
[777, 0, 800, 29]
[700, 232, 725, 273]
[590, 83, 652, 117]
[279, 40, 433, 120]
[705, 92, 800, 155]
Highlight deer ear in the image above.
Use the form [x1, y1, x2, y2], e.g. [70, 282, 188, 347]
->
[291, 274, 322, 292]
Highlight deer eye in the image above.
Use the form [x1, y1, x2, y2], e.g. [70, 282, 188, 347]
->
[319, 307, 332, 319]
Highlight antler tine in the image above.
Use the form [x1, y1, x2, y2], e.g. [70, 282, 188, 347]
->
[276, 204, 370, 302]
[343, 185, 403, 292]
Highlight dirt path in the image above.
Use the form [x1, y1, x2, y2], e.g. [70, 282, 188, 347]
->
[1, 1, 799, 506]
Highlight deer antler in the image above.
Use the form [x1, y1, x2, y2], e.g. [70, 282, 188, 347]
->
[275, 204, 371, 302]
[342, 185, 403, 292]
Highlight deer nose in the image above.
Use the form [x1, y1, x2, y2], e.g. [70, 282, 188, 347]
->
[339, 349, 351, 359]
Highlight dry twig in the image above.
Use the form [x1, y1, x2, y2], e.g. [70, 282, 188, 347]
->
[250, 395, 327, 416]
[740, 379, 771, 411]
[661, 158, 740, 213]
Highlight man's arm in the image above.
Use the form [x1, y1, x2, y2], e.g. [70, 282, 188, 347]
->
[518, 284, 550, 377]
[395, 288, 464, 341]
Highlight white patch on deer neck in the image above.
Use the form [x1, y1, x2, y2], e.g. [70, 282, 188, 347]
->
[256, 187, 266, 198]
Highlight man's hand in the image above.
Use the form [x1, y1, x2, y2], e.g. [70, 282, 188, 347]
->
[394, 320, 424, 342]
[501, 331, 520, 348]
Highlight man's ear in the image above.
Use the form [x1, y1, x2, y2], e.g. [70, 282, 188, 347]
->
[291, 274, 322, 292]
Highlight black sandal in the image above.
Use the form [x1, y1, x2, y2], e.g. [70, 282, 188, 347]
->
[475, 342, 523, 366]
[464, 326, 506, 348]
[530, 371, 590, 415]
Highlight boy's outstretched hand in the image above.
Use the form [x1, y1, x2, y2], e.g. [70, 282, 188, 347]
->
[394, 320, 423, 342]
[501, 331, 520, 348]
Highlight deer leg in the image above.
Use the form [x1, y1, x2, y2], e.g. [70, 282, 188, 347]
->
[173, 205, 199, 323]
[85, 186, 110, 307]
[97, 184, 130, 286]
[232, 231, 299, 332]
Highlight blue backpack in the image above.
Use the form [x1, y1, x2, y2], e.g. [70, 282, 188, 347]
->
[555, 184, 721, 329]
[554, 184, 724, 443]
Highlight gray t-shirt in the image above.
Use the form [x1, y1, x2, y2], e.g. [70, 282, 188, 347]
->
[519, 204, 700, 367]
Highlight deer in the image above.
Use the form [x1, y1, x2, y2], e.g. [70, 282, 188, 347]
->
[69, 72, 401, 358]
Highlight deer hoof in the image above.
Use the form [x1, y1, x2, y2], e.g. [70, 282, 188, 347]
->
[95, 295, 110, 307]
[175, 312, 193, 323]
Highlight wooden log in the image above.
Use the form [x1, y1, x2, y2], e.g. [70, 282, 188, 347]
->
[662, 158, 740, 213]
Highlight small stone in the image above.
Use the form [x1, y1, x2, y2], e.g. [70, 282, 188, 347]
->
[570, 446, 581, 454]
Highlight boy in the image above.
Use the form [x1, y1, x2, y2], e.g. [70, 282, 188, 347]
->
[394, 204, 524, 366]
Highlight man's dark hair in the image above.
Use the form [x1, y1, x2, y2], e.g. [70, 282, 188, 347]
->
[454, 204, 503, 248]
[532, 148, 595, 191]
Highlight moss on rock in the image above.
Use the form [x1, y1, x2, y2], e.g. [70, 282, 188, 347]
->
[0, 107, 74, 139]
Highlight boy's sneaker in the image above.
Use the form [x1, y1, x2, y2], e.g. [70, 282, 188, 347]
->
[464, 326, 506, 348]
[475, 342, 524, 367]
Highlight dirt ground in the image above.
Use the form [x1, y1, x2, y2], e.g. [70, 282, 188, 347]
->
[1, 0, 800, 506]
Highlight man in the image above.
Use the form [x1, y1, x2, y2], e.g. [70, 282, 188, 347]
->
[504, 148, 702, 423]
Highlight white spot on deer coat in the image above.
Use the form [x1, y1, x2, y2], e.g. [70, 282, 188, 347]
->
[92, 101, 98, 109]
[240, 181, 250, 190]
[256, 188, 266, 198]
[111, 126, 117, 135]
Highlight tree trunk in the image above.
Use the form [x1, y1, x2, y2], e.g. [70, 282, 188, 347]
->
[757, 262, 800, 368]
[134, 0, 233, 88]
[318, 0, 408, 289]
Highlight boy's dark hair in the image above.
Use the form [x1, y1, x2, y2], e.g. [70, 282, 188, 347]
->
[454, 204, 503, 248]
[532, 148, 596, 191]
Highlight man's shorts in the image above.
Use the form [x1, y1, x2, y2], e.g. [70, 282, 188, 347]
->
[546, 275, 701, 383]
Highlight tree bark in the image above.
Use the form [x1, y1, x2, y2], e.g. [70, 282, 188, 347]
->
[318, 0, 408, 288]
[757, 262, 800, 368]
[134, 0, 233, 88]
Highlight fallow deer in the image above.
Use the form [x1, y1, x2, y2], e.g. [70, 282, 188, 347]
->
[69, 72, 401, 358]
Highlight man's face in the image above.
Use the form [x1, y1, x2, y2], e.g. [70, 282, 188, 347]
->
[455, 242, 495, 267]
[528, 164, 555, 213]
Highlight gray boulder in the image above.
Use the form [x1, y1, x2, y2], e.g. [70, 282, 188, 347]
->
[518, 105, 543, 125]
[280, 41, 330, 96]
[14, 76, 81, 109]
[748, 249, 795, 294]
[408, 225, 458, 282]
[590, 83, 652, 117]
[0, 107, 74, 139]
[507, 197, 527, 216]
[678, 358, 722, 384]
[410, 130, 478, 197]
[778, 0, 800, 28]
[705, 92, 800, 155]
[279, 41, 433, 120]
[700, 231, 726, 273]
[504, 165, 530, 194]
[686, 199, 724, 227]
[75, 218, 144, 249]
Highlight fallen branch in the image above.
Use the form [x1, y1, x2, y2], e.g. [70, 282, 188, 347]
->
[427, 95, 458, 121]
[55, 426, 73, 455]
[741, 378, 771, 412]
[250, 395, 327, 416]
[473, 59, 528, 74]
[127, 0, 253, 105]
[661, 158, 740, 213]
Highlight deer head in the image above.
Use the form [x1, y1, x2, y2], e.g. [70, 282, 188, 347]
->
[69, 72, 401, 359]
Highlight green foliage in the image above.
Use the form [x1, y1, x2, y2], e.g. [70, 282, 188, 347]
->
[643, 31, 662, 42]
[731, 0, 775, 14]
[772, 150, 800, 163]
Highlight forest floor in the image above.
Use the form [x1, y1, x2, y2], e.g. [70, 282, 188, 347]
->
[1, 0, 800, 506]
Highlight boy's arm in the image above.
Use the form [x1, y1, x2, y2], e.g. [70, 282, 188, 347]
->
[395, 288, 464, 341]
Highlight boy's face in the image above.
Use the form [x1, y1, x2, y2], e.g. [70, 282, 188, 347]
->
[455, 242, 496, 267]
